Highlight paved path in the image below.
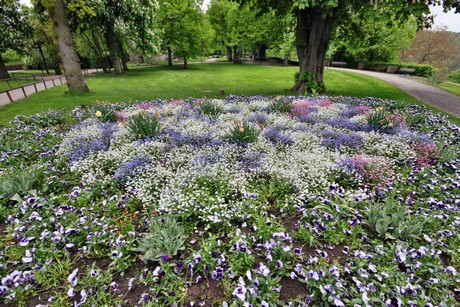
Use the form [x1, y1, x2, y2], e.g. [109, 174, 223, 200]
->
[332, 68, 460, 117]
[0, 69, 98, 106]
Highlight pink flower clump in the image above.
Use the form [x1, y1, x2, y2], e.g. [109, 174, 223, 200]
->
[414, 142, 439, 168]
[289, 100, 313, 117]
[317, 99, 333, 108]
[353, 105, 371, 115]
[137, 102, 152, 110]
[341, 155, 394, 189]
[170, 99, 186, 106]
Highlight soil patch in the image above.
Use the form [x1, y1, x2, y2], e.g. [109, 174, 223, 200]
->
[184, 277, 225, 305]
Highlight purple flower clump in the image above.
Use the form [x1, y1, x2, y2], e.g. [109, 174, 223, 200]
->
[320, 130, 363, 149]
[264, 127, 294, 146]
[114, 156, 151, 183]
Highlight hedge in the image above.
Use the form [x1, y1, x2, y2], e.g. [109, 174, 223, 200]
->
[363, 62, 435, 78]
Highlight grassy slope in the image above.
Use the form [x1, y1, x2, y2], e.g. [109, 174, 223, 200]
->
[1, 64, 458, 125]
[439, 83, 460, 96]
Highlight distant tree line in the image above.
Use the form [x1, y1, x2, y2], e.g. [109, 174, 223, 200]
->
[1, 0, 459, 93]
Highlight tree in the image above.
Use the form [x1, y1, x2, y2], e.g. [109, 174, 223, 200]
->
[158, 0, 214, 69]
[0, 0, 29, 79]
[400, 25, 460, 69]
[207, 0, 236, 61]
[249, 0, 460, 94]
[41, 0, 89, 92]
[87, 0, 157, 75]
[334, 14, 417, 63]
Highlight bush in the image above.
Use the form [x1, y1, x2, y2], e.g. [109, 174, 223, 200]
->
[448, 70, 460, 83]
[125, 113, 161, 139]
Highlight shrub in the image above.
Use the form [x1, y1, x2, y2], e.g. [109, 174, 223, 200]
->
[133, 217, 186, 262]
[363, 197, 425, 241]
[448, 70, 460, 83]
[270, 98, 292, 113]
[93, 104, 118, 122]
[125, 113, 161, 139]
[197, 100, 223, 117]
[225, 121, 260, 144]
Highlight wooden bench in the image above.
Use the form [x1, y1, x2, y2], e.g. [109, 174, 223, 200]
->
[399, 67, 416, 75]
[386, 66, 398, 74]
[331, 61, 347, 67]
[369, 65, 387, 72]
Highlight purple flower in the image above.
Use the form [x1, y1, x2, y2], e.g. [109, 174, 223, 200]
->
[277, 260, 283, 269]
[258, 263, 270, 276]
[212, 267, 224, 280]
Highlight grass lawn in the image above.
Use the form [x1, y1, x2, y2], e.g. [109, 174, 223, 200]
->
[439, 82, 460, 96]
[1, 63, 458, 125]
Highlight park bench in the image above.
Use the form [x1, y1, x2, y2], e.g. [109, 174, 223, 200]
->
[331, 61, 347, 67]
[399, 67, 416, 75]
[369, 65, 387, 72]
[386, 66, 398, 74]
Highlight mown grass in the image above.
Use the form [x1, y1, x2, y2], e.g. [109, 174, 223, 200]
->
[439, 82, 460, 96]
[1, 63, 458, 125]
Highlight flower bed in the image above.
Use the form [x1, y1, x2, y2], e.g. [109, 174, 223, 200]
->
[0, 95, 459, 306]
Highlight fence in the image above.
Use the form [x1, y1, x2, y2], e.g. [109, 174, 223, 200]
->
[0, 75, 66, 106]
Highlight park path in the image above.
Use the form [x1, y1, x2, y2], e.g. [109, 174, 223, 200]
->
[0, 69, 98, 106]
[332, 67, 460, 118]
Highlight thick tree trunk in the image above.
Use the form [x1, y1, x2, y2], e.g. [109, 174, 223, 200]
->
[227, 46, 233, 62]
[292, 7, 338, 93]
[38, 46, 50, 75]
[105, 21, 123, 75]
[167, 47, 172, 66]
[257, 44, 267, 60]
[50, 0, 89, 92]
[233, 47, 242, 64]
[0, 53, 10, 79]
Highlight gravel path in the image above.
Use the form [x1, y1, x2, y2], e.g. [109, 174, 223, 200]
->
[332, 68, 460, 117]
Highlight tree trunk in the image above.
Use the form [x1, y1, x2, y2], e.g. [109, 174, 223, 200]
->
[121, 57, 129, 71]
[183, 54, 188, 69]
[233, 46, 242, 64]
[257, 44, 267, 60]
[283, 57, 289, 66]
[0, 53, 10, 79]
[87, 30, 110, 73]
[105, 20, 123, 75]
[38, 46, 50, 75]
[50, 0, 89, 92]
[227, 46, 233, 62]
[292, 7, 338, 94]
[167, 47, 172, 66]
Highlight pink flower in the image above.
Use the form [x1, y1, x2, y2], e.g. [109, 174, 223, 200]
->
[137, 102, 151, 110]
[317, 99, 332, 107]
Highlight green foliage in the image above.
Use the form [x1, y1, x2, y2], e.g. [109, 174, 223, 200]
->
[225, 121, 260, 144]
[294, 71, 323, 95]
[93, 104, 117, 122]
[363, 197, 425, 241]
[270, 98, 292, 113]
[34, 253, 72, 290]
[125, 113, 161, 139]
[134, 216, 186, 262]
[197, 100, 223, 117]
[158, 0, 214, 65]
[448, 70, 460, 84]
[0, 169, 41, 201]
